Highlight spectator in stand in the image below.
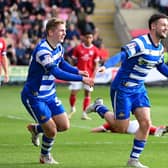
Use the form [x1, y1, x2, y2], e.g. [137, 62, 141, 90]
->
[68, 30, 100, 120]
[4, 30, 17, 65]
[19, 6, 30, 25]
[67, 10, 78, 26]
[0, 1, 98, 66]
[66, 23, 80, 40]
[76, 6, 86, 22]
[158, 0, 168, 16]
[121, 0, 133, 9]
[0, 22, 5, 36]
[10, 3, 21, 25]
[80, 0, 95, 14]
[15, 41, 26, 65]
[77, 14, 96, 35]
[21, 31, 31, 49]
[71, 0, 81, 14]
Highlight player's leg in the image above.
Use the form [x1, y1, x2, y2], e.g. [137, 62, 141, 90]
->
[127, 120, 139, 134]
[27, 123, 42, 146]
[127, 91, 151, 168]
[150, 125, 168, 136]
[91, 119, 140, 134]
[39, 97, 69, 164]
[68, 82, 82, 119]
[21, 91, 58, 164]
[52, 113, 70, 132]
[21, 91, 42, 146]
[91, 122, 111, 132]
[127, 107, 150, 168]
[40, 119, 58, 164]
[81, 89, 91, 120]
[110, 88, 148, 167]
[81, 84, 93, 120]
[69, 90, 77, 112]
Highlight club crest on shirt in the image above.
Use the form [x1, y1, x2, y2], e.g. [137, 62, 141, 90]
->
[89, 50, 94, 55]
[82, 54, 90, 61]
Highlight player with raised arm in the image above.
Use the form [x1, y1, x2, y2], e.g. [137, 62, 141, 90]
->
[86, 13, 168, 168]
[21, 17, 94, 164]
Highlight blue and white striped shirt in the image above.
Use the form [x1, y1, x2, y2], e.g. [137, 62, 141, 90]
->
[25, 39, 82, 100]
[111, 34, 165, 90]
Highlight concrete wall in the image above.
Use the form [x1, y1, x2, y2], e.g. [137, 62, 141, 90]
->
[114, 7, 157, 45]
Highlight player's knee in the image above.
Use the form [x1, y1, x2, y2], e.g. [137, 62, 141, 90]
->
[57, 123, 70, 132]
[139, 119, 151, 132]
[45, 129, 57, 138]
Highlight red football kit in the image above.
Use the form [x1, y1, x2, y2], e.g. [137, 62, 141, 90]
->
[72, 43, 100, 77]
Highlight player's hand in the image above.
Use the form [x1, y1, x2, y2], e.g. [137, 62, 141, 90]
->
[82, 77, 94, 87]
[3, 75, 9, 83]
[79, 70, 89, 77]
[97, 66, 106, 73]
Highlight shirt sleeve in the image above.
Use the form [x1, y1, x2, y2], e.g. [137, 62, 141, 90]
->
[59, 57, 79, 74]
[104, 51, 126, 68]
[156, 62, 168, 77]
[121, 39, 142, 58]
[50, 65, 83, 81]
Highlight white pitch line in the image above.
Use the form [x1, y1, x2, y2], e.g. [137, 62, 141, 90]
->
[0, 140, 168, 147]
[0, 114, 32, 122]
[0, 114, 92, 129]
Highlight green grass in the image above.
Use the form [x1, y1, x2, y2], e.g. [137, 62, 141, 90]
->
[0, 85, 168, 168]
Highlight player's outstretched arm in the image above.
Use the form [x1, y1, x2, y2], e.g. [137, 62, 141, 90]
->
[156, 62, 168, 77]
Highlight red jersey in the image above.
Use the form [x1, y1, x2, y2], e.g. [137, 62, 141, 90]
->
[72, 43, 100, 77]
[0, 37, 7, 63]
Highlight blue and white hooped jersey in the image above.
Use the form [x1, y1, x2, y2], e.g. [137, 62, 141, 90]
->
[25, 39, 64, 99]
[112, 34, 164, 90]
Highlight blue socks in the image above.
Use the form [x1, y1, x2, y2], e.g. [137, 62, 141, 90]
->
[130, 139, 146, 159]
[95, 104, 109, 118]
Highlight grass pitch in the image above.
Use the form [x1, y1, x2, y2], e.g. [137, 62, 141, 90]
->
[0, 85, 168, 168]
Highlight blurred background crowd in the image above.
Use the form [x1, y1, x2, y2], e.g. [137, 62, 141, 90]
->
[1, 0, 168, 67]
[0, 0, 110, 66]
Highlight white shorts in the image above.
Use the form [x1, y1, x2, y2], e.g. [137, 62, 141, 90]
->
[68, 81, 93, 91]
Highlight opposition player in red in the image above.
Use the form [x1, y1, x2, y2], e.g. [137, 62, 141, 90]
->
[68, 30, 100, 120]
[0, 36, 9, 86]
[91, 120, 168, 136]
[86, 98, 168, 136]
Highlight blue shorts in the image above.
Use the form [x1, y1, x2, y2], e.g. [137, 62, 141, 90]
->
[21, 87, 65, 124]
[110, 88, 150, 120]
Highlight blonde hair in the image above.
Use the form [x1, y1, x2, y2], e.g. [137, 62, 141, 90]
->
[46, 17, 65, 35]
